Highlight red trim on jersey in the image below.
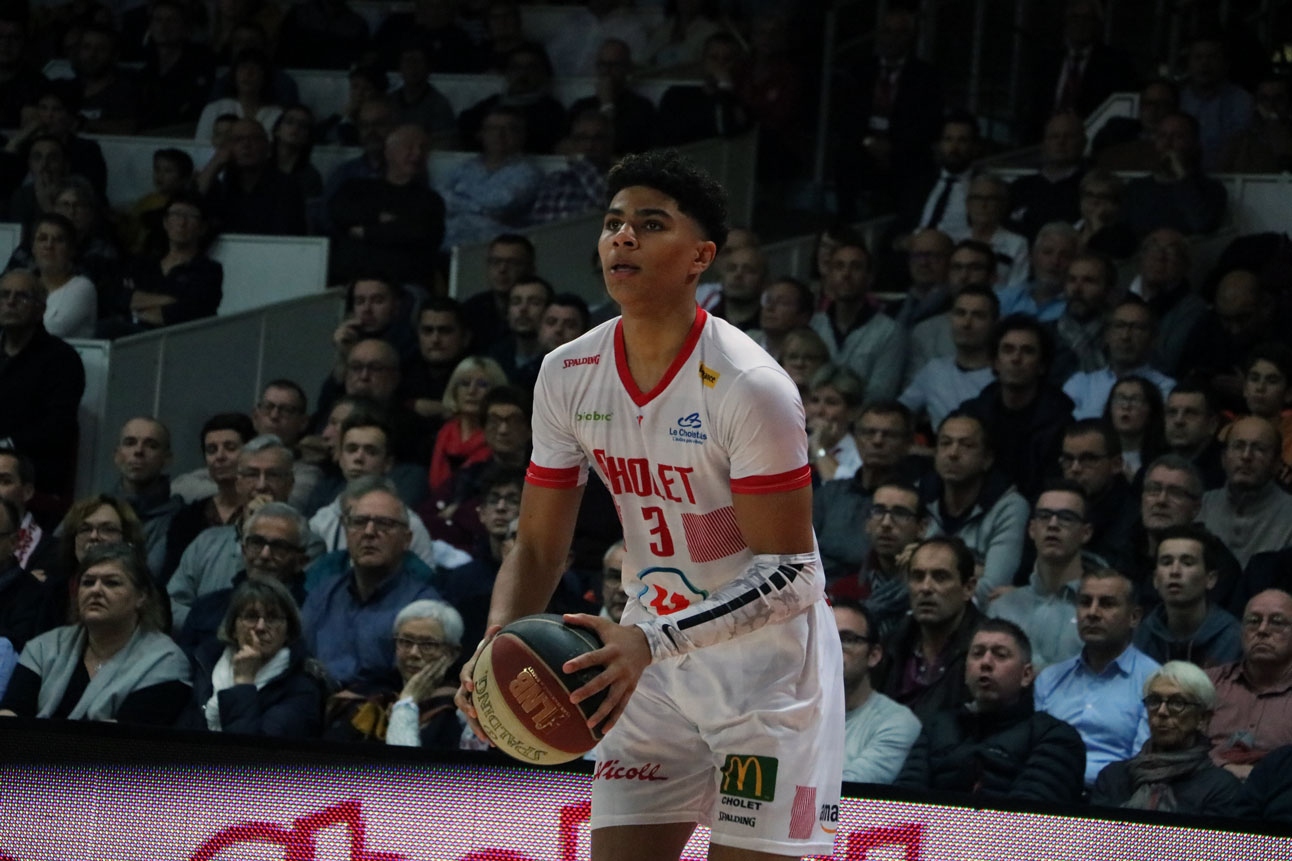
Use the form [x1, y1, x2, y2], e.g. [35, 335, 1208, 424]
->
[730, 465, 812, 495]
[526, 463, 581, 489]
[615, 308, 708, 407]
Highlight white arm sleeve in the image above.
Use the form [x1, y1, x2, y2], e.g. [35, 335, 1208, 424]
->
[635, 550, 823, 661]
[385, 698, 422, 747]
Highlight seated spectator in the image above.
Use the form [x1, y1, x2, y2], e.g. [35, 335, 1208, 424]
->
[529, 110, 614, 225]
[6, 135, 69, 234]
[244, 381, 324, 510]
[735, 9, 811, 179]
[206, 21, 300, 109]
[164, 413, 256, 572]
[906, 240, 1000, 378]
[389, 41, 457, 150]
[1091, 661, 1243, 816]
[809, 240, 906, 402]
[73, 22, 140, 135]
[120, 148, 194, 257]
[1129, 229, 1207, 376]
[656, 32, 753, 146]
[568, 39, 656, 155]
[460, 234, 535, 349]
[988, 482, 1091, 670]
[489, 277, 552, 388]
[101, 192, 223, 337]
[1055, 419, 1138, 571]
[318, 96, 395, 231]
[1095, 78, 1178, 170]
[1028, 0, 1136, 135]
[428, 357, 508, 494]
[1179, 34, 1254, 171]
[1035, 568, 1159, 787]
[1104, 376, 1169, 480]
[301, 485, 442, 693]
[1008, 113, 1087, 243]
[6, 83, 107, 202]
[198, 119, 306, 237]
[1134, 524, 1242, 668]
[900, 285, 998, 431]
[708, 244, 767, 333]
[1064, 298, 1175, 420]
[1164, 386, 1226, 490]
[814, 401, 923, 581]
[1240, 744, 1292, 824]
[1050, 252, 1117, 386]
[895, 618, 1086, 802]
[995, 222, 1078, 323]
[441, 106, 544, 248]
[828, 482, 929, 643]
[958, 174, 1029, 288]
[1200, 416, 1292, 567]
[747, 277, 813, 360]
[42, 177, 124, 315]
[923, 411, 1030, 605]
[108, 417, 181, 578]
[457, 45, 567, 155]
[1238, 343, 1292, 482]
[777, 326, 831, 399]
[806, 365, 866, 483]
[178, 577, 325, 738]
[271, 105, 323, 205]
[314, 339, 426, 467]
[177, 502, 310, 656]
[0, 544, 191, 724]
[277, 0, 369, 71]
[1219, 75, 1292, 172]
[835, 598, 921, 784]
[0, 270, 86, 502]
[1074, 170, 1138, 260]
[961, 315, 1075, 501]
[402, 298, 473, 435]
[0, 497, 49, 653]
[193, 49, 282, 143]
[643, 0, 726, 73]
[1121, 112, 1227, 237]
[327, 277, 418, 381]
[136, 0, 217, 129]
[536, 294, 591, 356]
[30, 213, 96, 339]
[325, 598, 464, 749]
[890, 229, 954, 329]
[878, 536, 982, 724]
[1205, 589, 1292, 778]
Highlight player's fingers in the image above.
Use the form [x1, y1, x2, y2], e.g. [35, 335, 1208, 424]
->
[584, 678, 637, 731]
[567, 654, 618, 703]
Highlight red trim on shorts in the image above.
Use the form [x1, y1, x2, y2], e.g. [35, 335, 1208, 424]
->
[615, 308, 708, 408]
[730, 465, 812, 495]
[526, 463, 581, 489]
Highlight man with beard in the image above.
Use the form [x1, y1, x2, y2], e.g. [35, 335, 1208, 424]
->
[1049, 252, 1117, 383]
[490, 275, 552, 387]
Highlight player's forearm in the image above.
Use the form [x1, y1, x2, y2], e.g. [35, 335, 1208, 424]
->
[635, 550, 824, 660]
[485, 540, 570, 629]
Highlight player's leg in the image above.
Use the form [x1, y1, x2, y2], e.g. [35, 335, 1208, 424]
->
[591, 822, 696, 861]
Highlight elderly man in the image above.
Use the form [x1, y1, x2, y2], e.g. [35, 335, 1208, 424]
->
[167, 437, 323, 630]
[1034, 569, 1160, 787]
[996, 222, 1079, 322]
[1200, 416, 1292, 567]
[109, 416, 182, 576]
[0, 270, 85, 502]
[176, 501, 311, 654]
[301, 485, 442, 693]
[835, 598, 921, 785]
[328, 124, 446, 287]
[1206, 589, 1292, 779]
[895, 618, 1086, 802]
[200, 117, 306, 235]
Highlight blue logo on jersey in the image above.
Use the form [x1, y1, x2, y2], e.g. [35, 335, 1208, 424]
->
[670, 412, 707, 444]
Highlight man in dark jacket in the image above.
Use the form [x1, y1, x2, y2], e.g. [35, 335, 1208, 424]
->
[0, 498, 47, 652]
[896, 618, 1086, 801]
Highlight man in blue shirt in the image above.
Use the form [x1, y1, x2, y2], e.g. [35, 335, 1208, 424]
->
[301, 485, 441, 694]
[1034, 568, 1160, 786]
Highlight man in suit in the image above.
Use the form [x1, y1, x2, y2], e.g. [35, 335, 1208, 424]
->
[1028, 0, 1136, 137]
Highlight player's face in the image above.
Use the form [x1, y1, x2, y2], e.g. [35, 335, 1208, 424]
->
[599, 186, 716, 315]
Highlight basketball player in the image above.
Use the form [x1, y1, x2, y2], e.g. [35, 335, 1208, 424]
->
[457, 151, 844, 861]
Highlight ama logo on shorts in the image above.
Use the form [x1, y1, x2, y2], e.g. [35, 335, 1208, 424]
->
[670, 412, 707, 444]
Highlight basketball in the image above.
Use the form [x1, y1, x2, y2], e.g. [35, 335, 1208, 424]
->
[472, 614, 608, 765]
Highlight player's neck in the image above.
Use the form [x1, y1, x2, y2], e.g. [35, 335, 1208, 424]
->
[619, 305, 698, 392]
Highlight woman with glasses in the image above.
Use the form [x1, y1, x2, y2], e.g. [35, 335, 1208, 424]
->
[325, 599, 464, 748]
[427, 356, 508, 493]
[1103, 375, 1167, 481]
[46, 495, 149, 627]
[178, 578, 325, 737]
[1091, 660, 1242, 816]
[0, 543, 190, 724]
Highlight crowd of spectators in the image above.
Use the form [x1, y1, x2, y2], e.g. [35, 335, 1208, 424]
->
[0, 0, 1291, 834]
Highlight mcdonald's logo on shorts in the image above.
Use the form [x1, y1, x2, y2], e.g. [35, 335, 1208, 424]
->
[719, 754, 778, 802]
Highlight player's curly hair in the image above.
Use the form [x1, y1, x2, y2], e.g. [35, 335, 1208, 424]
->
[606, 150, 729, 251]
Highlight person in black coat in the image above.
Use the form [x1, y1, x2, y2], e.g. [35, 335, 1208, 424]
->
[1092, 660, 1243, 816]
[177, 577, 325, 738]
[896, 618, 1086, 802]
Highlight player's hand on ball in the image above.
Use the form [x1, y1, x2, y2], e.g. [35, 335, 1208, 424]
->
[456, 623, 502, 744]
[561, 613, 651, 733]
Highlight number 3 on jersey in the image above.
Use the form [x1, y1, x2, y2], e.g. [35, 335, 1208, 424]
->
[641, 506, 674, 556]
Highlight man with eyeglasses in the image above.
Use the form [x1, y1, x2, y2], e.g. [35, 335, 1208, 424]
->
[988, 481, 1091, 670]
[0, 269, 85, 506]
[1134, 522, 1242, 669]
[249, 379, 323, 510]
[827, 482, 927, 643]
[314, 337, 423, 465]
[108, 416, 182, 578]
[1205, 589, 1292, 780]
[1034, 568, 1160, 787]
[176, 502, 311, 656]
[0, 496, 48, 653]
[834, 598, 920, 784]
[1200, 416, 1292, 568]
[303, 485, 443, 693]
[1062, 298, 1176, 419]
[168, 437, 325, 631]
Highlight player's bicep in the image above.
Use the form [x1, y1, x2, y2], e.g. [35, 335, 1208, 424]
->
[731, 484, 815, 556]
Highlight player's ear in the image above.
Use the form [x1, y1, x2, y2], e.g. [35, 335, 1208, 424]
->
[691, 240, 717, 275]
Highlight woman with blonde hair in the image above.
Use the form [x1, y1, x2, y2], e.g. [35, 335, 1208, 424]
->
[427, 356, 508, 493]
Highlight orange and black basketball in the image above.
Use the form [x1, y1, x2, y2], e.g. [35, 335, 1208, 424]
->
[472, 614, 608, 765]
